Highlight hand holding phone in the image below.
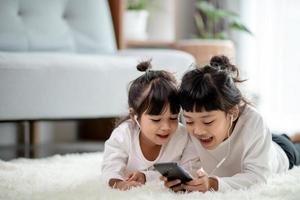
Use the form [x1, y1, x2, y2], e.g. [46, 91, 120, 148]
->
[154, 162, 193, 183]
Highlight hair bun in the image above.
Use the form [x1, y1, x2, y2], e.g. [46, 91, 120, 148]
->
[137, 60, 152, 72]
[210, 55, 234, 71]
[210, 55, 242, 81]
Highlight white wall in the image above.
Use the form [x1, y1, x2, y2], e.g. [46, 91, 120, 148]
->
[145, 0, 197, 41]
[147, 0, 176, 41]
[175, 0, 198, 40]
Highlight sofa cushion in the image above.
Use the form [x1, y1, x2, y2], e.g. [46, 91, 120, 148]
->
[0, 50, 194, 120]
[0, 0, 116, 54]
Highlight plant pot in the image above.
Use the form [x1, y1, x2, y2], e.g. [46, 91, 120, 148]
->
[175, 39, 235, 66]
[124, 10, 149, 41]
[147, 0, 176, 41]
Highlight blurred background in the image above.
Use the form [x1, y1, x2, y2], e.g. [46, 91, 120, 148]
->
[1, 0, 299, 160]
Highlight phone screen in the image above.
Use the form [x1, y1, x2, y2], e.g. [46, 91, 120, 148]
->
[154, 162, 193, 183]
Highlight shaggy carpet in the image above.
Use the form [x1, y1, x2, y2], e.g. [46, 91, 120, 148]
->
[0, 152, 300, 200]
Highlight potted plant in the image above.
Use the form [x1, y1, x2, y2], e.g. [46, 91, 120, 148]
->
[124, 0, 149, 41]
[176, 0, 252, 65]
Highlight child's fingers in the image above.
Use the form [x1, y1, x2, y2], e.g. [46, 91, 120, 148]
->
[164, 179, 181, 188]
[160, 176, 167, 181]
[196, 167, 206, 177]
[126, 173, 136, 181]
[183, 174, 209, 192]
[128, 181, 142, 187]
[182, 183, 202, 192]
[120, 181, 142, 190]
[185, 178, 205, 186]
[171, 184, 185, 192]
[128, 173, 145, 184]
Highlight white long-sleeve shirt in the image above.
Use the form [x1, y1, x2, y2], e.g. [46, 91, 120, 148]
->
[101, 120, 197, 184]
[190, 105, 289, 192]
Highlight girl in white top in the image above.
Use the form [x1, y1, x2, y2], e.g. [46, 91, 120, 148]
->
[163, 55, 300, 192]
[101, 60, 196, 190]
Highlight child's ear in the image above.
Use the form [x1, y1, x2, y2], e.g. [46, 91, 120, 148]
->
[229, 105, 239, 121]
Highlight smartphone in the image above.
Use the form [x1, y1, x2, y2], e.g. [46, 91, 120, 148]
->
[154, 162, 193, 183]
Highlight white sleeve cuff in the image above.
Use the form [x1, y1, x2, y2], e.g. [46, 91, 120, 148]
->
[213, 176, 234, 192]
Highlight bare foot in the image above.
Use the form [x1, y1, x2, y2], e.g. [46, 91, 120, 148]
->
[289, 132, 300, 143]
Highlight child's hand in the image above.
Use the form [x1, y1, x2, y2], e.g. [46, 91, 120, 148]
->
[113, 180, 143, 190]
[126, 171, 146, 184]
[182, 168, 210, 192]
[160, 176, 185, 192]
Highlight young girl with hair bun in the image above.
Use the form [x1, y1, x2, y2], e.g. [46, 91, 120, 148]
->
[162, 55, 300, 192]
[101, 60, 197, 190]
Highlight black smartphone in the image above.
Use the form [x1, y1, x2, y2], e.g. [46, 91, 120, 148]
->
[154, 162, 193, 183]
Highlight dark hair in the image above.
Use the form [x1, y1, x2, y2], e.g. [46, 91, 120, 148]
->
[130, 60, 180, 117]
[179, 55, 248, 114]
[115, 60, 180, 126]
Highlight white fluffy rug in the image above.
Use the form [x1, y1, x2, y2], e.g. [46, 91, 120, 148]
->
[0, 152, 300, 200]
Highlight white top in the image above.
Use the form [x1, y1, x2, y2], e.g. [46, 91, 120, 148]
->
[101, 120, 197, 184]
[190, 105, 289, 192]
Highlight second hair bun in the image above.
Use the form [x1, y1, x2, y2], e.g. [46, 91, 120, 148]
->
[137, 60, 152, 72]
[210, 55, 234, 70]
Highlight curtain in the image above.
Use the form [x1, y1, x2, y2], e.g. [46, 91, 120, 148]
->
[239, 0, 300, 133]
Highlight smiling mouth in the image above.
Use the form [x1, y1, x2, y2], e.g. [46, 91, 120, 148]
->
[156, 134, 170, 139]
[198, 136, 214, 144]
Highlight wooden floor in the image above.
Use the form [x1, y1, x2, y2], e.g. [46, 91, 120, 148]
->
[0, 141, 104, 161]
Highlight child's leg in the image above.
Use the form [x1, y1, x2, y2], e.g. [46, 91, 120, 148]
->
[272, 134, 300, 169]
[282, 132, 300, 166]
[293, 143, 300, 159]
[288, 132, 300, 143]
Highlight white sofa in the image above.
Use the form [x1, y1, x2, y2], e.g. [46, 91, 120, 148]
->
[0, 0, 194, 122]
[0, 0, 194, 153]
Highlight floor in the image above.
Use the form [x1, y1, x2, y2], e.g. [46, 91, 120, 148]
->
[2, 151, 300, 200]
[0, 141, 104, 161]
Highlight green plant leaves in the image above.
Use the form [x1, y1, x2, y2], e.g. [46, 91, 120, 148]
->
[194, 0, 252, 39]
[127, 0, 148, 10]
[229, 21, 253, 35]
